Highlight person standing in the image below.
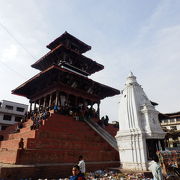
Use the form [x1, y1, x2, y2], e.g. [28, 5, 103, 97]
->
[78, 155, 86, 175]
[149, 154, 163, 180]
[69, 165, 85, 180]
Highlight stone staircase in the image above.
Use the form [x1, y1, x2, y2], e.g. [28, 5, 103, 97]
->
[0, 112, 120, 176]
[84, 117, 118, 151]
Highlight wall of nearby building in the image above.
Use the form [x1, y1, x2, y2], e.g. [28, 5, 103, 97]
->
[160, 113, 180, 148]
[161, 117, 180, 130]
[0, 100, 28, 130]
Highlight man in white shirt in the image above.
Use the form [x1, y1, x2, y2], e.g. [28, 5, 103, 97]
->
[149, 154, 163, 180]
[78, 155, 86, 175]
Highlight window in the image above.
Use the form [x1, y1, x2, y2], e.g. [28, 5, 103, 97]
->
[170, 119, 175, 123]
[171, 126, 177, 130]
[5, 105, 13, 110]
[163, 119, 168, 123]
[16, 107, 25, 112]
[3, 115, 12, 121]
[15, 116, 22, 122]
[172, 136, 178, 140]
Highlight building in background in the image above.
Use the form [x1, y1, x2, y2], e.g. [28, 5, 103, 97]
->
[0, 100, 28, 130]
[159, 112, 180, 148]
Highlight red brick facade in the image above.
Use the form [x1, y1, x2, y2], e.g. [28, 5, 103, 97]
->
[0, 113, 119, 179]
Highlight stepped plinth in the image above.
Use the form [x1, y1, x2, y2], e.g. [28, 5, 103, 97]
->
[0, 112, 119, 179]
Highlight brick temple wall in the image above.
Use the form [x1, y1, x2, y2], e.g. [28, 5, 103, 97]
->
[0, 113, 120, 178]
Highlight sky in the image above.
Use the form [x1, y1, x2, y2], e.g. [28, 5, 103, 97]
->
[0, 0, 180, 122]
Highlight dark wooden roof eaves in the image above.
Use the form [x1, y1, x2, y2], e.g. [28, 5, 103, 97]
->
[31, 44, 62, 68]
[12, 65, 120, 100]
[165, 112, 180, 117]
[31, 44, 104, 75]
[159, 111, 180, 120]
[12, 66, 54, 95]
[158, 113, 170, 120]
[47, 31, 91, 53]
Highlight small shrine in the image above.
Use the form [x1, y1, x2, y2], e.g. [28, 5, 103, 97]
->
[116, 72, 166, 171]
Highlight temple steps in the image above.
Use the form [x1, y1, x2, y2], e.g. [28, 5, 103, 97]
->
[15, 149, 118, 164]
[0, 149, 18, 164]
[36, 132, 103, 142]
[23, 120, 33, 128]
[0, 139, 28, 149]
[3, 130, 36, 140]
[84, 118, 118, 151]
[26, 138, 113, 150]
[0, 112, 119, 165]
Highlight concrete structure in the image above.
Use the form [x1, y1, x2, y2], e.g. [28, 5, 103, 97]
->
[0, 100, 28, 130]
[160, 112, 180, 148]
[116, 72, 166, 171]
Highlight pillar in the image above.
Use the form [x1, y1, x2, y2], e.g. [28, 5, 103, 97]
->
[43, 96, 46, 109]
[58, 92, 61, 106]
[97, 101, 100, 118]
[49, 94, 52, 108]
[30, 102, 32, 112]
[38, 99, 41, 111]
[34, 101, 36, 111]
[55, 91, 59, 106]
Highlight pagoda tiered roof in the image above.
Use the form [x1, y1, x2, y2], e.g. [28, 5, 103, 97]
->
[47, 31, 91, 53]
[12, 65, 120, 101]
[31, 44, 104, 75]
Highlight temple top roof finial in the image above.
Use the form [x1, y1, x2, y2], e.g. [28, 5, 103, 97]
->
[126, 71, 137, 85]
[128, 71, 134, 77]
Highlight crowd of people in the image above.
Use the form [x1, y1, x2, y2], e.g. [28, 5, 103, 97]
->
[10, 101, 107, 134]
[53, 103, 99, 121]
[98, 116, 109, 127]
[30, 109, 50, 130]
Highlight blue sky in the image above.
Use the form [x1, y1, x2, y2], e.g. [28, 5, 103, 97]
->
[0, 0, 180, 122]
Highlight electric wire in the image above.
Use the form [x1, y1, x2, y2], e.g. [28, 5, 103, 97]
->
[0, 20, 36, 80]
[0, 20, 36, 60]
[0, 58, 27, 80]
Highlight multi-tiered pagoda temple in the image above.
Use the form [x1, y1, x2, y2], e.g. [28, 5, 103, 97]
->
[12, 31, 119, 115]
[0, 32, 120, 179]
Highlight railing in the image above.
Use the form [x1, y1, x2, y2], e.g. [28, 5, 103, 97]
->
[83, 117, 118, 151]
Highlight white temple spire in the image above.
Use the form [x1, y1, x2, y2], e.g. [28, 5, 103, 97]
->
[125, 72, 137, 85]
[116, 73, 166, 171]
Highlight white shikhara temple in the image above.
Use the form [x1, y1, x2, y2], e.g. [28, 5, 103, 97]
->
[116, 72, 166, 171]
